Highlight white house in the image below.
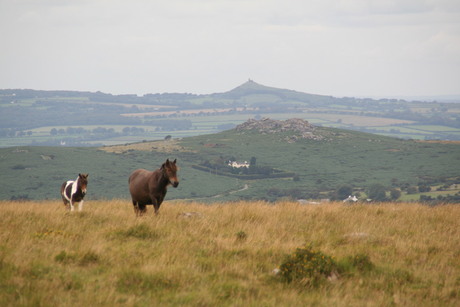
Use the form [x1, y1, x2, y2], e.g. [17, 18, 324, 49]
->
[343, 195, 358, 202]
[228, 161, 250, 168]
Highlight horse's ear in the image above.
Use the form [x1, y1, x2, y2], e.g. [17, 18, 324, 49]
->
[173, 159, 177, 164]
[161, 163, 165, 170]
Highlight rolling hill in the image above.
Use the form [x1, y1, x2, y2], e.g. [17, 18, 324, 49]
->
[1, 80, 460, 148]
[1, 118, 459, 202]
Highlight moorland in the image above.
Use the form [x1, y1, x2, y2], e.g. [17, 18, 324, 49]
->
[1, 82, 459, 307]
[0, 200, 459, 306]
[0, 118, 459, 203]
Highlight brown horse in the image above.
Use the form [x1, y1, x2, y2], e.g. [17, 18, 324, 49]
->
[60, 173, 89, 211]
[128, 159, 179, 216]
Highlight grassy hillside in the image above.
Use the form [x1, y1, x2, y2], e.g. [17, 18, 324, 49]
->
[1, 122, 459, 202]
[0, 200, 459, 306]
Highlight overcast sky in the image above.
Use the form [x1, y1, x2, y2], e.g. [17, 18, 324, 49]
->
[1, 0, 459, 98]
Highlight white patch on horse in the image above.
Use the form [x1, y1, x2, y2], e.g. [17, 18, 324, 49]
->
[62, 180, 74, 202]
[64, 176, 84, 211]
[71, 176, 79, 196]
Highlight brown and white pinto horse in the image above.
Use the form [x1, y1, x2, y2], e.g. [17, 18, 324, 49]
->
[128, 159, 179, 216]
[60, 173, 89, 211]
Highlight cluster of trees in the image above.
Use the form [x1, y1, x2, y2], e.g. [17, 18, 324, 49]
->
[420, 193, 460, 204]
[197, 156, 295, 180]
[267, 188, 318, 201]
[333, 183, 401, 202]
[144, 119, 192, 131]
[333, 180, 459, 203]
[47, 121, 192, 138]
[0, 128, 33, 137]
[50, 127, 113, 136]
[50, 127, 120, 137]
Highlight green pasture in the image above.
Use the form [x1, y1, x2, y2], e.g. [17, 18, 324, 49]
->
[400, 190, 460, 202]
[371, 126, 432, 134]
[2, 110, 460, 147]
[1, 125, 460, 202]
[408, 125, 460, 132]
[377, 133, 426, 140]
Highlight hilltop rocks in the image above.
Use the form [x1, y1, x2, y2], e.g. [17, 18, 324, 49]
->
[235, 118, 323, 142]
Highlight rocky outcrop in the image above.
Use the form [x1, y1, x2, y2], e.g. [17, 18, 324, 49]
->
[235, 118, 323, 142]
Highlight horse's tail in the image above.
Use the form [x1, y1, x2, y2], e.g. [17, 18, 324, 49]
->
[60, 182, 66, 197]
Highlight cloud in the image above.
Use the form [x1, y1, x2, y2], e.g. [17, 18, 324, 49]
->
[0, 0, 459, 96]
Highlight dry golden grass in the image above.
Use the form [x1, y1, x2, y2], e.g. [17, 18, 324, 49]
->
[0, 200, 459, 306]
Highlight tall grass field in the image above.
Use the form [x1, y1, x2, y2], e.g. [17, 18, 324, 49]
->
[0, 200, 459, 306]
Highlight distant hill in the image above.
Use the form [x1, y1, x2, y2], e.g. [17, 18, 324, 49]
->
[1, 81, 460, 148]
[1, 118, 459, 202]
[213, 79, 334, 104]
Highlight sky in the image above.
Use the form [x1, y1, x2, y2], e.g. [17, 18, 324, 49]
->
[1, 0, 459, 98]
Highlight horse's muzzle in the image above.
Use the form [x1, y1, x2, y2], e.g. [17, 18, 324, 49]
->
[172, 181, 179, 188]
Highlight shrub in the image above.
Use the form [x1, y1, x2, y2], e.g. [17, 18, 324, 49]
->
[336, 184, 353, 200]
[116, 271, 176, 294]
[79, 251, 100, 266]
[54, 251, 77, 264]
[11, 164, 27, 170]
[55, 250, 100, 266]
[367, 184, 388, 201]
[115, 224, 160, 240]
[278, 244, 337, 286]
[338, 253, 375, 274]
[235, 230, 247, 242]
[390, 188, 401, 201]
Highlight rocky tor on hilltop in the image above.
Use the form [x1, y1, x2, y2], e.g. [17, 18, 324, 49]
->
[235, 118, 324, 142]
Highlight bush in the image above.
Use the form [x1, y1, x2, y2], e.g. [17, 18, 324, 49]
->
[390, 188, 401, 201]
[278, 245, 337, 286]
[235, 231, 247, 242]
[339, 253, 375, 274]
[407, 186, 418, 194]
[54, 250, 100, 266]
[115, 224, 160, 240]
[367, 184, 387, 201]
[79, 251, 100, 266]
[418, 184, 431, 193]
[116, 271, 176, 294]
[336, 185, 353, 200]
[54, 250, 77, 264]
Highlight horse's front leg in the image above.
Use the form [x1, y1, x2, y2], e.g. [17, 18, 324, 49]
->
[69, 200, 75, 212]
[78, 200, 84, 211]
[153, 202, 160, 215]
[152, 198, 161, 215]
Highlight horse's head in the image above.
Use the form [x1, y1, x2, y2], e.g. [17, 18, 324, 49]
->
[78, 173, 89, 194]
[161, 159, 179, 188]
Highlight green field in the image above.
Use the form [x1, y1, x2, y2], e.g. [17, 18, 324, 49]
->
[4, 111, 458, 147]
[2, 82, 460, 148]
[1, 124, 459, 203]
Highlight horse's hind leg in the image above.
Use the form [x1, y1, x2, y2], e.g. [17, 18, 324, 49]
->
[69, 200, 75, 212]
[138, 204, 147, 216]
[62, 197, 69, 208]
